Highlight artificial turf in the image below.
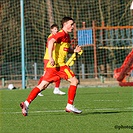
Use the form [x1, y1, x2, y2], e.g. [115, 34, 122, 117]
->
[0, 86, 133, 133]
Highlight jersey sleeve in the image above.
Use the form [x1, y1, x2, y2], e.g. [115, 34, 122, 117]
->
[47, 31, 65, 43]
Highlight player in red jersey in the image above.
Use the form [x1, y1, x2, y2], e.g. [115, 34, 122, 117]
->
[20, 17, 82, 116]
[38, 24, 66, 96]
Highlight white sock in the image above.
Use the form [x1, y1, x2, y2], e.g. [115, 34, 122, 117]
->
[54, 87, 59, 91]
[24, 101, 29, 107]
[67, 103, 72, 108]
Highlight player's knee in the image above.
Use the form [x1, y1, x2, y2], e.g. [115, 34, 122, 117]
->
[74, 78, 79, 85]
[37, 80, 49, 90]
[70, 77, 79, 85]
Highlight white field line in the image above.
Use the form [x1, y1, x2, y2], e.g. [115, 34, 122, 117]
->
[1, 107, 133, 114]
[93, 100, 128, 102]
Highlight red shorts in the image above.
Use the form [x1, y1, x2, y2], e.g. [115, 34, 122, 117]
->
[43, 65, 75, 82]
[44, 59, 49, 71]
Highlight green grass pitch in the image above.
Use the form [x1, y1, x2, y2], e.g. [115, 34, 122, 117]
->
[0, 86, 133, 133]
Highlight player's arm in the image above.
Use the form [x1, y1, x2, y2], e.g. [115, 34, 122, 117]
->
[66, 46, 83, 66]
[68, 45, 81, 53]
[48, 38, 56, 66]
[74, 45, 81, 53]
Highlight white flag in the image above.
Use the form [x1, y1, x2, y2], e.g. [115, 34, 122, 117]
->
[130, 1, 133, 9]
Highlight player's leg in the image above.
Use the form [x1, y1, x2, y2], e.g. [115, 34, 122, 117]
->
[58, 66, 82, 114]
[67, 76, 78, 104]
[65, 76, 82, 114]
[38, 74, 44, 85]
[20, 68, 60, 116]
[38, 71, 46, 96]
[53, 79, 66, 95]
[38, 59, 48, 96]
[20, 80, 49, 116]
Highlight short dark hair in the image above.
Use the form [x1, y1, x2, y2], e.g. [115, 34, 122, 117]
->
[50, 24, 58, 29]
[61, 17, 74, 28]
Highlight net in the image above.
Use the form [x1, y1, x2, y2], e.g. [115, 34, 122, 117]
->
[0, 0, 133, 88]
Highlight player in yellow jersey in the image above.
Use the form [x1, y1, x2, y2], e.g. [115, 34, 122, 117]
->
[38, 24, 66, 96]
[20, 17, 82, 116]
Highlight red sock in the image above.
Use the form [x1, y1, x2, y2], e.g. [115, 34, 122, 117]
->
[26, 87, 40, 104]
[38, 76, 43, 85]
[55, 80, 61, 88]
[68, 85, 77, 105]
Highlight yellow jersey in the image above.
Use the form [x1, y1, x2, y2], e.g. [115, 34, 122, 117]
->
[45, 30, 71, 68]
[44, 33, 53, 60]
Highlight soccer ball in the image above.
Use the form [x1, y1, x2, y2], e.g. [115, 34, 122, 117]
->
[8, 84, 14, 90]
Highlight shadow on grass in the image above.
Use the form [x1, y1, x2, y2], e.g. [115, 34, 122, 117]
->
[26, 109, 133, 117]
[81, 110, 133, 116]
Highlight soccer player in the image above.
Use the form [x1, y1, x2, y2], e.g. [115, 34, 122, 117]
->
[20, 16, 82, 116]
[38, 24, 66, 96]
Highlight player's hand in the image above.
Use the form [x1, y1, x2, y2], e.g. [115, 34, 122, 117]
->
[74, 45, 81, 53]
[49, 57, 55, 66]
